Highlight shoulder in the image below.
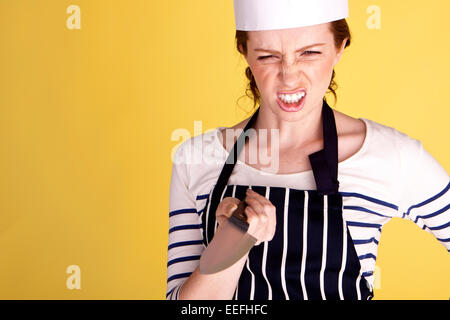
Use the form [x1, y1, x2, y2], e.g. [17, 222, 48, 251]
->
[358, 117, 448, 186]
[173, 128, 224, 166]
[334, 108, 414, 149]
[337, 115, 423, 186]
[216, 116, 251, 153]
[360, 117, 422, 156]
[171, 127, 228, 194]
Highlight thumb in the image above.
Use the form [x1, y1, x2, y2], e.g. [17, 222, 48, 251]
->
[217, 202, 237, 228]
[216, 197, 240, 219]
[227, 202, 238, 215]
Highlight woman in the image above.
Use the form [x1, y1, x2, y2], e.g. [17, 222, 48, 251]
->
[166, 0, 449, 300]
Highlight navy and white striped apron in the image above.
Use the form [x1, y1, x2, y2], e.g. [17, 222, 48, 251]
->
[201, 100, 374, 300]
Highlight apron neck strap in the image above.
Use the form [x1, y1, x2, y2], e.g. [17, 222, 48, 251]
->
[309, 99, 340, 195]
[212, 99, 339, 202]
[211, 107, 260, 202]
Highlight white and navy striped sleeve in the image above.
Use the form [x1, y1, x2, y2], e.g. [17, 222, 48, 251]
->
[166, 141, 204, 299]
[398, 137, 450, 252]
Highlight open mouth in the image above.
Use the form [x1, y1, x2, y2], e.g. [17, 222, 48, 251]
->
[276, 89, 307, 112]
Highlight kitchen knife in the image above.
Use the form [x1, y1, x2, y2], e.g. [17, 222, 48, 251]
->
[199, 200, 257, 274]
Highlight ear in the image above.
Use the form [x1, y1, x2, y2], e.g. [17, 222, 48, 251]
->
[238, 43, 248, 60]
[238, 43, 244, 54]
[334, 37, 348, 65]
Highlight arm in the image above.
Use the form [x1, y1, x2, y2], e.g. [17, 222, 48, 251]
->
[397, 138, 450, 251]
[166, 142, 247, 299]
[178, 252, 249, 300]
[179, 188, 277, 299]
[166, 141, 204, 299]
[167, 142, 276, 299]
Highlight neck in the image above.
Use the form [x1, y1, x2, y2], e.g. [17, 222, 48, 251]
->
[252, 100, 324, 151]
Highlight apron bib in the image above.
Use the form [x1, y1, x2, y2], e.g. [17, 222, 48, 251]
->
[201, 100, 374, 300]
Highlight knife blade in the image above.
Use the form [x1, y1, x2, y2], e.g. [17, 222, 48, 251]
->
[199, 200, 257, 274]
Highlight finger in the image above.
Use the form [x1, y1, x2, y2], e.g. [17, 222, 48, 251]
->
[216, 197, 240, 218]
[225, 201, 239, 215]
[244, 204, 260, 224]
[246, 192, 276, 219]
[246, 189, 272, 205]
[244, 206, 265, 244]
[245, 196, 273, 215]
[221, 196, 241, 207]
[244, 197, 268, 218]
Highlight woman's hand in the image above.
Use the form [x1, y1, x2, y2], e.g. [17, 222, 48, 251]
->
[244, 188, 276, 246]
[215, 196, 241, 232]
[214, 189, 276, 246]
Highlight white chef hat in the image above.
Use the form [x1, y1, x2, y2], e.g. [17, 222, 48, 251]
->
[233, 0, 349, 31]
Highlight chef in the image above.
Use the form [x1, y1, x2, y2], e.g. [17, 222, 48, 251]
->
[166, 0, 450, 300]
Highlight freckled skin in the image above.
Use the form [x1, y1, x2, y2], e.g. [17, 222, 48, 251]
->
[224, 22, 366, 174]
[241, 23, 344, 125]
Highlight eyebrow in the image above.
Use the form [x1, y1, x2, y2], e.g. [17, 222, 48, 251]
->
[254, 43, 326, 54]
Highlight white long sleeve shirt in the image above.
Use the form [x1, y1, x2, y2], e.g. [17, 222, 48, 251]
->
[166, 116, 450, 299]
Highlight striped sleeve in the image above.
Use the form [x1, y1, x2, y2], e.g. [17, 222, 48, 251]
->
[166, 141, 204, 299]
[397, 138, 450, 251]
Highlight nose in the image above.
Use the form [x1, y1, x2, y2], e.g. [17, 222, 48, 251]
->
[280, 56, 300, 82]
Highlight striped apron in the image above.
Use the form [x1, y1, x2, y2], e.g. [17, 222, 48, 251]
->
[201, 100, 374, 300]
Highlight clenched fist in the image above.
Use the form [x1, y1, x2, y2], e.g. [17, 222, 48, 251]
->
[215, 188, 276, 246]
[243, 188, 276, 246]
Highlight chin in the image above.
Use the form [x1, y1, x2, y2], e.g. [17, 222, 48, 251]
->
[265, 101, 308, 121]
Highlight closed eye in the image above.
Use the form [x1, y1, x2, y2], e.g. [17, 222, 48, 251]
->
[258, 51, 321, 60]
[303, 51, 321, 55]
[257, 55, 274, 60]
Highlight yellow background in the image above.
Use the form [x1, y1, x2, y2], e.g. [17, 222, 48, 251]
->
[0, 0, 448, 299]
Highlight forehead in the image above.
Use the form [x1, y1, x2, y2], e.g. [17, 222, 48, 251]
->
[247, 22, 332, 48]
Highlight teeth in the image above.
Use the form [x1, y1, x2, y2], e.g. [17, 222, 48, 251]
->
[279, 92, 305, 103]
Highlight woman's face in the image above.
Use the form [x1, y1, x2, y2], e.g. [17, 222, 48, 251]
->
[242, 22, 347, 121]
